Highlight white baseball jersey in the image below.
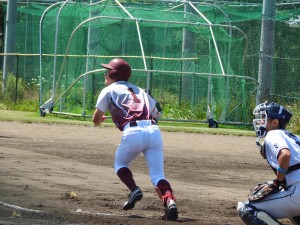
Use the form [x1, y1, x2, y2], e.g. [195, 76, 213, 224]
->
[264, 129, 300, 186]
[251, 129, 300, 219]
[95, 81, 166, 186]
[95, 81, 159, 131]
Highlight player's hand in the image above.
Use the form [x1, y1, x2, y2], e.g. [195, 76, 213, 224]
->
[94, 116, 107, 127]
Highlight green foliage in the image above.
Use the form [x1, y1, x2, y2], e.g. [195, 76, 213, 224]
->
[162, 101, 207, 120]
[0, 73, 25, 103]
[0, 73, 39, 112]
[10, 99, 39, 112]
[287, 103, 300, 135]
[0, 71, 2, 94]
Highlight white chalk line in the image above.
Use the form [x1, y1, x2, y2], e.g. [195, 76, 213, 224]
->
[71, 210, 120, 217]
[71, 209, 160, 219]
[0, 201, 193, 223]
[71, 210, 193, 222]
[0, 200, 144, 219]
[0, 200, 44, 214]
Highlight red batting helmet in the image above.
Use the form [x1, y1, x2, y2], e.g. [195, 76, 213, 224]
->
[101, 58, 131, 82]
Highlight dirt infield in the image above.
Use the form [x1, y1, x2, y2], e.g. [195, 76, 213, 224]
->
[0, 121, 294, 225]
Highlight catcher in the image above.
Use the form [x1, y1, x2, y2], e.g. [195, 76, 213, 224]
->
[237, 102, 300, 225]
[92, 58, 178, 220]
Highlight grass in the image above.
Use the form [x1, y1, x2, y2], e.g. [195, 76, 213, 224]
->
[0, 110, 255, 137]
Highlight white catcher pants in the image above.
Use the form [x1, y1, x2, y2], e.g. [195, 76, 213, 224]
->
[251, 182, 300, 219]
[114, 120, 166, 186]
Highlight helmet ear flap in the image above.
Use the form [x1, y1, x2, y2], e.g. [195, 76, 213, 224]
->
[107, 69, 119, 80]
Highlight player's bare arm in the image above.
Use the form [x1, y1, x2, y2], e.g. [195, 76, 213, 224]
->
[92, 108, 105, 126]
[276, 148, 290, 181]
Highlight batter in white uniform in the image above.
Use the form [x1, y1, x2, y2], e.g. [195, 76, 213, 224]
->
[237, 102, 300, 225]
[92, 58, 178, 221]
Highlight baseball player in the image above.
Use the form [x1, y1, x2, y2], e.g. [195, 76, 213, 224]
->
[237, 102, 300, 225]
[92, 58, 178, 220]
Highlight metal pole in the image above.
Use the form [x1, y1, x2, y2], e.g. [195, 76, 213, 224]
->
[257, 0, 276, 104]
[83, 0, 101, 116]
[2, 0, 18, 92]
[14, 55, 19, 104]
[52, 0, 70, 101]
[181, 1, 195, 101]
[39, 2, 61, 106]
[23, 0, 29, 79]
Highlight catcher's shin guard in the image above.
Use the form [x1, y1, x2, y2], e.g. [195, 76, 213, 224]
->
[256, 211, 283, 225]
[238, 202, 283, 225]
[290, 216, 300, 225]
[240, 211, 283, 225]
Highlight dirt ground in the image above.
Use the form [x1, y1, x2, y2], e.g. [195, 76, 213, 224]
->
[0, 121, 294, 225]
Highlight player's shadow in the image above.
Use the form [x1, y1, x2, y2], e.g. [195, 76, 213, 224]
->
[0, 135, 13, 138]
[127, 213, 197, 222]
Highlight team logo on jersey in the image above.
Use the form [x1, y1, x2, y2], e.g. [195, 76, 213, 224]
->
[273, 143, 279, 149]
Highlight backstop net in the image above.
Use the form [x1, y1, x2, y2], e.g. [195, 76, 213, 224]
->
[5, 1, 300, 124]
[37, 0, 256, 123]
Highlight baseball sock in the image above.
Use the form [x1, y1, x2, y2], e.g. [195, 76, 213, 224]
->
[157, 179, 175, 205]
[117, 167, 137, 191]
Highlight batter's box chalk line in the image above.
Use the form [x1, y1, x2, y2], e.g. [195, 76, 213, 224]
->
[71, 209, 196, 222]
[0, 200, 45, 214]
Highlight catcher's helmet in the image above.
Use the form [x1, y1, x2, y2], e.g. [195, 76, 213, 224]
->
[253, 102, 292, 138]
[101, 58, 131, 82]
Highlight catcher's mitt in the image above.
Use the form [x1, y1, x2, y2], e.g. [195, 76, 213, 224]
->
[248, 180, 285, 203]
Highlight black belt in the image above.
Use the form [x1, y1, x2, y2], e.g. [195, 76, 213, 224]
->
[129, 120, 156, 127]
[286, 163, 300, 174]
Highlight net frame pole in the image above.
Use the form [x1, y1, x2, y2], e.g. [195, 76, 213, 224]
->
[114, 0, 150, 93]
[39, 2, 61, 106]
[207, 39, 212, 120]
[81, 0, 106, 116]
[188, 1, 225, 75]
[82, 0, 101, 116]
[52, 0, 71, 99]
[52, 0, 71, 101]
[196, 3, 233, 121]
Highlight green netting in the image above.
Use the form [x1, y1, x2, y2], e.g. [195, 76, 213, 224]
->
[4, 1, 300, 123]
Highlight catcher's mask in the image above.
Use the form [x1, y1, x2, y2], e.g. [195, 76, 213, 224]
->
[101, 58, 131, 82]
[253, 102, 292, 139]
